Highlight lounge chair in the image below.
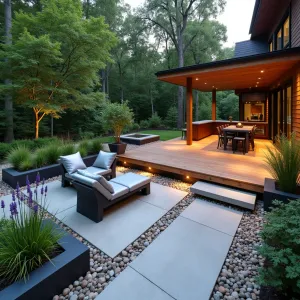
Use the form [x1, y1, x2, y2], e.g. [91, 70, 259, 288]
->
[72, 172, 151, 223]
[59, 151, 117, 188]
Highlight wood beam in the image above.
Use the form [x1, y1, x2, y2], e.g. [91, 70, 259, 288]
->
[186, 77, 193, 145]
[212, 89, 216, 120]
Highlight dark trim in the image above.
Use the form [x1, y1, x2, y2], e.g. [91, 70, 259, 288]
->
[249, 0, 261, 34]
[120, 135, 160, 145]
[155, 47, 300, 78]
[0, 221, 90, 300]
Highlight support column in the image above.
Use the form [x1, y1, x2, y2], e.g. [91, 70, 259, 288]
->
[212, 89, 217, 121]
[186, 77, 193, 145]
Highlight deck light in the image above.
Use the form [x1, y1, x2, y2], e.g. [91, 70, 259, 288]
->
[124, 161, 127, 164]
[186, 176, 190, 179]
[148, 167, 152, 170]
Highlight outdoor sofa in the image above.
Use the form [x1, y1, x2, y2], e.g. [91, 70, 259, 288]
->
[59, 151, 117, 188]
[72, 172, 151, 222]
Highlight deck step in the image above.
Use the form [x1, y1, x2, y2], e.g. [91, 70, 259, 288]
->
[190, 181, 256, 210]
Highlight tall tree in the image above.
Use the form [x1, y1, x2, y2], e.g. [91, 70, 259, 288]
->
[4, 0, 14, 142]
[140, 0, 226, 128]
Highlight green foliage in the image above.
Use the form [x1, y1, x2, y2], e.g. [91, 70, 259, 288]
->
[140, 130, 181, 141]
[79, 130, 95, 140]
[33, 148, 48, 168]
[129, 123, 140, 132]
[7, 146, 32, 171]
[33, 137, 60, 149]
[78, 140, 90, 157]
[19, 157, 34, 171]
[89, 138, 103, 155]
[140, 120, 150, 129]
[257, 200, 300, 296]
[41, 144, 62, 165]
[164, 107, 178, 129]
[0, 143, 10, 161]
[59, 143, 76, 156]
[0, 181, 63, 283]
[148, 112, 162, 128]
[10, 139, 36, 151]
[102, 101, 134, 143]
[265, 133, 300, 193]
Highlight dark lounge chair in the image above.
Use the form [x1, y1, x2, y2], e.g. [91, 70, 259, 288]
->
[72, 172, 151, 223]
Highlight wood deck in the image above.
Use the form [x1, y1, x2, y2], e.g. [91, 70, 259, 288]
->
[118, 136, 274, 193]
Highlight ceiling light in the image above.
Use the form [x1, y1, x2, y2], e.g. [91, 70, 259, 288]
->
[124, 161, 127, 164]
[186, 176, 190, 179]
[261, 70, 264, 73]
[258, 77, 261, 80]
[204, 83, 207, 85]
[196, 78, 199, 81]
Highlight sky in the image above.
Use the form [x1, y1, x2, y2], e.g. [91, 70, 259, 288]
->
[124, 0, 256, 47]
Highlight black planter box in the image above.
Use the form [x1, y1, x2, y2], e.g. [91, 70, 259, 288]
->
[263, 178, 299, 212]
[108, 143, 127, 154]
[2, 154, 98, 188]
[0, 222, 90, 300]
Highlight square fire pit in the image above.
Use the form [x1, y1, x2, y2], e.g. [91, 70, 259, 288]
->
[120, 133, 160, 145]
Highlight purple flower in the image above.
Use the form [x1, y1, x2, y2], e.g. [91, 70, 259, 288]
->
[33, 204, 38, 214]
[45, 186, 48, 194]
[41, 187, 44, 195]
[26, 176, 30, 186]
[12, 190, 15, 202]
[28, 190, 33, 207]
[20, 194, 24, 202]
[10, 201, 18, 216]
[1, 200, 5, 209]
[36, 173, 40, 186]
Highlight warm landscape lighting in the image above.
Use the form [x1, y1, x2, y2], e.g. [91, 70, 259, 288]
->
[148, 167, 152, 170]
[124, 161, 127, 164]
[196, 78, 199, 80]
[186, 176, 190, 179]
[204, 83, 207, 85]
[261, 70, 264, 73]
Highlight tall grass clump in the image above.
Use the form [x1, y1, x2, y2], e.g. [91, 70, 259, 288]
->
[89, 138, 103, 155]
[59, 143, 76, 156]
[7, 146, 32, 171]
[33, 147, 48, 168]
[0, 176, 63, 283]
[78, 140, 90, 157]
[42, 144, 62, 165]
[264, 133, 300, 193]
[0, 143, 10, 161]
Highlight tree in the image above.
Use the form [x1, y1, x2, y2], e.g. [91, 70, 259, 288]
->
[140, 0, 226, 128]
[1, 0, 117, 138]
[4, 0, 14, 142]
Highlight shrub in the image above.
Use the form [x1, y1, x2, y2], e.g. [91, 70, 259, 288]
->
[19, 157, 33, 171]
[164, 107, 178, 129]
[148, 112, 162, 128]
[140, 120, 149, 129]
[102, 101, 134, 143]
[264, 133, 300, 193]
[42, 144, 62, 165]
[33, 137, 60, 149]
[78, 140, 90, 157]
[89, 138, 103, 155]
[0, 143, 10, 161]
[10, 139, 35, 151]
[33, 148, 48, 168]
[7, 146, 32, 171]
[0, 176, 63, 283]
[257, 200, 300, 296]
[59, 143, 76, 156]
[79, 130, 95, 140]
[129, 123, 140, 132]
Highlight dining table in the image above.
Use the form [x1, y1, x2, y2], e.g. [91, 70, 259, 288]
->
[223, 125, 254, 153]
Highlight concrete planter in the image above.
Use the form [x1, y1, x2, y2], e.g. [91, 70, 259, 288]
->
[108, 143, 127, 154]
[263, 178, 299, 212]
[0, 222, 89, 300]
[2, 154, 98, 188]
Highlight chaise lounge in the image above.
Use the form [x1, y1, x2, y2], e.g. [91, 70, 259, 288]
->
[72, 172, 151, 223]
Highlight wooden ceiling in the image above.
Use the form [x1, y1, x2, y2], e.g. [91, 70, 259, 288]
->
[157, 54, 300, 92]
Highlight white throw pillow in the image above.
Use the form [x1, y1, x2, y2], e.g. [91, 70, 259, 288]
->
[60, 152, 86, 174]
[77, 169, 114, 193]
[93, 151, 116, 170]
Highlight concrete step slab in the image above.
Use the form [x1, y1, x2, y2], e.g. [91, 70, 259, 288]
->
[190, 181, 256, 210]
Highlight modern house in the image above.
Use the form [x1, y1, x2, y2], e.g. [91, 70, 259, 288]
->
[155, 0, 300, 144]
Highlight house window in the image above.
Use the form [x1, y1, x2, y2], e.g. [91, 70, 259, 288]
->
[283, 16, 290, 47]
[242, 93, 266, 122]
[276, 29, 282, 50]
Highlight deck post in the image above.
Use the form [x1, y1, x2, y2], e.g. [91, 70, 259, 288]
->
[186, 77, 193, 145]
[212, 89, 216, 121]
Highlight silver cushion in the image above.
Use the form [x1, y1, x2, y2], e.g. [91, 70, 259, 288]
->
[60, 152, 86, 174]
[111, 173, 151, 192]
[71, 173, 96, 187]
[110, 182, 129, 201]
[93, 151, 116, 170]
[77, 170, 114, 194]
[83, 166, 111, 176]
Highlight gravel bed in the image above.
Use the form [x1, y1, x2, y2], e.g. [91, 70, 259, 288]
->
[0, 162, 264, 300]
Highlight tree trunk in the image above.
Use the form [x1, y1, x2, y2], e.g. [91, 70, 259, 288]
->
[101, 69, 106, 94]
[195, 91, 199, 121]
[35, 116, 39, 139]
[4, 0, 14, 143]
[51, 115, 54, 137]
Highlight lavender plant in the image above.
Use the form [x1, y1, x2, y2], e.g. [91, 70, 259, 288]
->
[0, 174, 63, 283]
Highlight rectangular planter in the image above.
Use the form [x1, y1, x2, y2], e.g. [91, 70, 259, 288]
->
[2, 154, 98, 188]
[0, 221, 90, 300]
[263, 178, 299, 211]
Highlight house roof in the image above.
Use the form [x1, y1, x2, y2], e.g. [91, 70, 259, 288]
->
[234, 40, 268, 58]
[155, 47, 300, 92]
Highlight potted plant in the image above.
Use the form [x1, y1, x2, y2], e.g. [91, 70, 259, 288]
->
[102, 101, 134, 154]
[258, 200, 300, 300]
[264, 133, 300, 211]
[0, 174, 89, 299]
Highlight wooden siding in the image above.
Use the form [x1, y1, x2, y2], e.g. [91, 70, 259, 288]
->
[292, 68, 300, 138]
[292, 0, 300, 47]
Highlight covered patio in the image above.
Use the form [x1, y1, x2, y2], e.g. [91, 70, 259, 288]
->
[156, 47, 300, 145]
[118, 136, 273, 193]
